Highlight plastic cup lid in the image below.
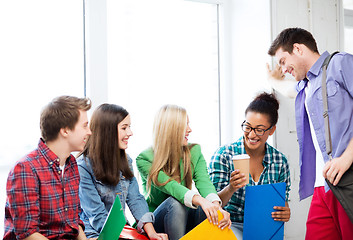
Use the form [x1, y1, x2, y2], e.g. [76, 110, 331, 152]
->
[232, 154, 250, 160]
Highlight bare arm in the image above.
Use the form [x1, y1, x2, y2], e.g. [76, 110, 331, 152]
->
[266, 63, 297, 98]
[218, 170, 246, 208]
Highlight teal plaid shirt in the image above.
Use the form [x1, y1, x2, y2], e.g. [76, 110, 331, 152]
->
[208, 137, 291, 223]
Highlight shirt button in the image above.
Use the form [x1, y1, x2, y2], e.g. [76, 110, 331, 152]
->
[65, 208, 68, 211]
[57, 159, 60, 162]
[58, 170, 61, 174]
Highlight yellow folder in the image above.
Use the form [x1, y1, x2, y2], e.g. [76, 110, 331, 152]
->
[180, 210, 237, 240]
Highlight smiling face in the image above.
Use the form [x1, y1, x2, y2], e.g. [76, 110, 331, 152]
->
[118, 114, 133, 150]
[67, 110, 91, 152]
[243, 111, 275, 153]
[275, 45, 308, 82]
[182, 116, 192, 146]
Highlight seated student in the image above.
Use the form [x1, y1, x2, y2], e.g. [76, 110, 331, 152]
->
[77, 104, 167, 240]
[136, 104, 231, 240]
[4, 95, 92, 240]
[208, 92, 291, 240]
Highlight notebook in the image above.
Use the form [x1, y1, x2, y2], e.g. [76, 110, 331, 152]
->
[243, 182, 286, 240]
[98, 195, 126, 240]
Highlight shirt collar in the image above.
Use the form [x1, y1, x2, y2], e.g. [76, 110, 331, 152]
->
[306, 51, 329, 80]
[296, 51, 329, 92]
[296, 79, 307, 92]
[38, 138, 73, 167]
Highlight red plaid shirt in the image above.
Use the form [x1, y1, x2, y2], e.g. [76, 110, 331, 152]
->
[4, 139, 84, 239]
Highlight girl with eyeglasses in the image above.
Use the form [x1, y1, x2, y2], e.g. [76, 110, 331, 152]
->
[208, 92, 291, 240]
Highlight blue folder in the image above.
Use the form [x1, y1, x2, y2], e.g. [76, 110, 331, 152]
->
[243, 182, 286, 240]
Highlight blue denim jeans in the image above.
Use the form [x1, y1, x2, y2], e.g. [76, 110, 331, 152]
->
[231, 221, 243, 240]
[153, 196, 206, 240]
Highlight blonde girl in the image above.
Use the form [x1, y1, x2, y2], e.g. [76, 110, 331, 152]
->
[137, 104, 230, 240]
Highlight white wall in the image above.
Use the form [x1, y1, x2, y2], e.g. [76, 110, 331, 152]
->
[219, 0, 273, 145]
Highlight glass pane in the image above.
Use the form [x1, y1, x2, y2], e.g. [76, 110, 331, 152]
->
[0, 0, 84, 234]
[343, 0, 353, 9]
[107, 0, 219, 163]
[343, 0, 353, 53]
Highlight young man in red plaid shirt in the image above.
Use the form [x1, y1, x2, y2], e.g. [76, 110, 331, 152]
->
[4, 96, 94, 240]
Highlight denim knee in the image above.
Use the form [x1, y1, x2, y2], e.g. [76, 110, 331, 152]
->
[154, 197, 188, 240]
[231, 221, 243, 240]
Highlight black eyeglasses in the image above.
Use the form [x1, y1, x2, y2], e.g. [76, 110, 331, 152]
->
[241, 121, 273, 136]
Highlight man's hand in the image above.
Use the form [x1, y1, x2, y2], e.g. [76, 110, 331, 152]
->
[323, 156, 352, 186]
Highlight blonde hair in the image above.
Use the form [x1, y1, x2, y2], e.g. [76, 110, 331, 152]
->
[147, 105, 193, 191]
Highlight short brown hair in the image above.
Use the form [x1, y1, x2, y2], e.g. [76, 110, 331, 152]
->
[268, 27, 319, 56]
[40, 95, 91, 142]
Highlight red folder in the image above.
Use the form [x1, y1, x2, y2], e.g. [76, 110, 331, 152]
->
[119, 225, 149, 240]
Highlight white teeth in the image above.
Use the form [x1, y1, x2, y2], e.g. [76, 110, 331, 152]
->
[249, 139, 258, 143]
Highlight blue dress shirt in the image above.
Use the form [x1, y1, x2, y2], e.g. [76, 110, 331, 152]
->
[295, 51, 353, 200]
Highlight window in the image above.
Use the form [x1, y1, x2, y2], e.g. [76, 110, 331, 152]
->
[0, 0, 84, 234]
[343, 0, 353, 53]
[106, 0, 220, 162]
